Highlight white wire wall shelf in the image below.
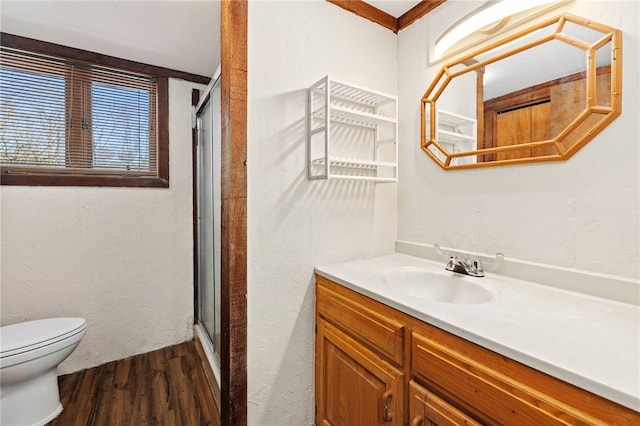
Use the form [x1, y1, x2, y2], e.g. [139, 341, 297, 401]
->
[307, 76, 398, 183]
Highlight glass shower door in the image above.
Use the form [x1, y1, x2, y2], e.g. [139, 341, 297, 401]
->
[196, 74, 222, 369]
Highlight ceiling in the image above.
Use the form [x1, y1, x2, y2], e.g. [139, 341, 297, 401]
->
[0, 1, 422, 79]
[0, 1, 220, 78]
[367, 0, 422, 17]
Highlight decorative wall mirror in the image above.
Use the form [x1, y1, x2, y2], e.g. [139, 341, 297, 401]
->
[421, 13, 621, 169]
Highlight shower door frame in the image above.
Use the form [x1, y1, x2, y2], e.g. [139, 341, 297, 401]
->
[194, 66, 222, 389]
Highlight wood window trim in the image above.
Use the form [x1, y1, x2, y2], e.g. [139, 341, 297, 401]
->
[0, 33, 209, 85]
[327, 0, 446, 33]
[0, 33, 208, 188]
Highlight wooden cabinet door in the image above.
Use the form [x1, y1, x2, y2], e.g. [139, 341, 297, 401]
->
[316, 276, 405, 366]
[409, 380, 482, 426]
[316, 318, 403, 426]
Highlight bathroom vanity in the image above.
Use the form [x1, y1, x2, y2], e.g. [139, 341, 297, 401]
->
[314, 253, 640, 425]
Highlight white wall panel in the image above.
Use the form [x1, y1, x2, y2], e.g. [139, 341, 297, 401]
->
[247, 2, 398, 424]
[397, 1, 639, 278]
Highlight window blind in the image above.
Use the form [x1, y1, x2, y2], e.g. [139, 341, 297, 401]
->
[0, 47, 158, 175]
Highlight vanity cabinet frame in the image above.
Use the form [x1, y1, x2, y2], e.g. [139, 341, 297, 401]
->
[307, 76, 398, 183]
[315, 275, 640, 426]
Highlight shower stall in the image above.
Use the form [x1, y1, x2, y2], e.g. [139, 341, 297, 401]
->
[194, 68, 222, 386]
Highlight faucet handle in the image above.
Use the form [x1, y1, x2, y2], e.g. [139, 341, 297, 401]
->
[470, 259, 484, 275]
[445, 256, 457, 272]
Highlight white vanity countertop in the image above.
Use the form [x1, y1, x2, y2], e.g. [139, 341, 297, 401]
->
[315, 252, 640, 412]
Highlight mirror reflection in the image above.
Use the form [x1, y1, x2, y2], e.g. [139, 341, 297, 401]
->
[421, 14, 621, 169]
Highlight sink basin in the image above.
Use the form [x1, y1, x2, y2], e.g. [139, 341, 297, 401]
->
[381, 268, 495, 304]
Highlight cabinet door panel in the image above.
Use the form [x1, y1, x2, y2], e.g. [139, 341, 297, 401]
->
[317, 276, 405, 365]
[316, 318, 403, 426]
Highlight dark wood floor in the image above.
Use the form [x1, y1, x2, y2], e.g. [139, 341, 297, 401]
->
[49, 340, 220, 426]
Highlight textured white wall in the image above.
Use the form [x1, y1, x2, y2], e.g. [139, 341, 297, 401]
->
[247, 2, 398, 424]
[397, 0, 639, 279]
[0, 78, 203, 374]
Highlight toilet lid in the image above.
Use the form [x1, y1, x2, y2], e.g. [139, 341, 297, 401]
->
[1, 317, 86, 357]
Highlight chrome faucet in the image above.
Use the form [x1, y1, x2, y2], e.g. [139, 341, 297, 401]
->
[445, 256, 484, 277]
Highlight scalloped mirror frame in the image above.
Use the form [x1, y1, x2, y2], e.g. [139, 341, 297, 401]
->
[421, 13, 622, 170]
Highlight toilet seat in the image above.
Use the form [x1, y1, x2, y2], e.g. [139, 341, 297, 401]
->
[1, 317, 86, 426]
[1, 318, 86, 359]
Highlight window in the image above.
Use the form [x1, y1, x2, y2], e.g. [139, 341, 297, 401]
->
[0, 35, 169, 187]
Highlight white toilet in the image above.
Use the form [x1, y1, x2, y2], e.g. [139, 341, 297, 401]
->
[0, 317, 86, 426]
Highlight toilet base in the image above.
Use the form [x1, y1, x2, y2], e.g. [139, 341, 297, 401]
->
[0, 368, 63, 426]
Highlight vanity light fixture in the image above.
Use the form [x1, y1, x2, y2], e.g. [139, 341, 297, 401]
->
[434, 0, 567, 61]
